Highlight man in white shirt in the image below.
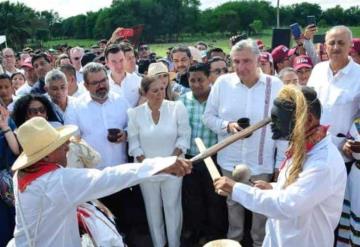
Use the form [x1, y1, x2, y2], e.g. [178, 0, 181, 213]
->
[2, 48, 20, 76]
[69, 46, 84, 83]
[105, 44, 141, 107]
[214, 86, 347, 247]
[59, 64, 86, 97]
[203, 38, 287, 246]
[64, 62, 138, 241]
[44, 69, 76, 115]
[307, 25, 360, 164]
[10, 117, 192, 247]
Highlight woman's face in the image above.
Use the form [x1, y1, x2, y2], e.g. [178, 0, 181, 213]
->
[26, 100, 48, 120]
[155, 73, 169, 87]
[145, 80, 165, 105]
[12, 74, 25, 91]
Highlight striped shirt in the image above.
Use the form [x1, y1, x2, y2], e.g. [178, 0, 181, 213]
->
[180, 92, 217, 156]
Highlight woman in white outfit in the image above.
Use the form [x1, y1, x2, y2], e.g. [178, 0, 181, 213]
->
[127, 75, 191, 247]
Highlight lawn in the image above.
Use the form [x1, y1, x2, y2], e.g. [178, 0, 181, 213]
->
[42, 26, 360, 57]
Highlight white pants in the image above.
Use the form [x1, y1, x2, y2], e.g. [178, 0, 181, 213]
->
[140, 176, 183, 247]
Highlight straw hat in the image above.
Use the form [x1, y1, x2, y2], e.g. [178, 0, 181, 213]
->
[12, 117, 78, 171]
[148, 62, 169, 76]
[203, 239, 242, 247]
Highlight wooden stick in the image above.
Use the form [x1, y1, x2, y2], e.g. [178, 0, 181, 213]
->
[190, 117, 271, 163]
[194, 138, 221, 181]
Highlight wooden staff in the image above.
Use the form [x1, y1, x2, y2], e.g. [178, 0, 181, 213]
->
[194, 138, 221, 181]
[190, 117, 271, 163]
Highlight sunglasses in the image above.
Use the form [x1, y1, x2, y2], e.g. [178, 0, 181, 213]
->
[27, 106, 46, 116]
[211, 67, 228, 75]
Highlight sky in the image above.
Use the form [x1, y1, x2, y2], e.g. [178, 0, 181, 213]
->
[8, 0, 360, 18]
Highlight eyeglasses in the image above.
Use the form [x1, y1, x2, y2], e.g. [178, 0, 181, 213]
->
[27, 106, 46, 116]
[210, 67, 228, 75]
[86, 77, 108, 86]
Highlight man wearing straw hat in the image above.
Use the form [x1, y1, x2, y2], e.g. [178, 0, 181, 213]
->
[8, 117, 192, 247]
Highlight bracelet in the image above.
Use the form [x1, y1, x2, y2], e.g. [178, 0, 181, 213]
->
[1, 128, 11, 134]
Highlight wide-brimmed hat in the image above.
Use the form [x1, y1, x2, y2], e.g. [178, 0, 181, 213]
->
[12, 117, 78, 171]
[148, 62, 169, 76]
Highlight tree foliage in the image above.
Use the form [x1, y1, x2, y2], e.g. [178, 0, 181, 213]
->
[1, 0, 360, 48]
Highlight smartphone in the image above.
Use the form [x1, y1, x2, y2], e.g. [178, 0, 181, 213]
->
[290, 23, 302, 39]
[307, 15, 316, 26]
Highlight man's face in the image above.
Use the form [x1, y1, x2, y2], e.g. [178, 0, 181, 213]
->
[231, 49, 259, 83]
[3, 49, 16, 68]
[33, 57, 52, 80]
[124, 51, 136, 73]
[277, 57, 291, 71]
[296, 67, 312, 86]
[138, 45, 150, 59]
[172, 51, 191, 75]
[259, 60, 272, 75]
[196, 44, 207, 51]
[189, 71, 211, 99]
[46, 79, 68, 106]
[271, 100, 295, 140]
[282, 72, 299, 85]
[84, 70, 109, 102]
[325, 29, 352, 63]
[70, 50, 83, 70]
[106, 51, 125, 75]
[23, 67, 38, 84]
[47, 141, 70, 167]
[0, 79, 13, 103]
[209, 60, 227, 84]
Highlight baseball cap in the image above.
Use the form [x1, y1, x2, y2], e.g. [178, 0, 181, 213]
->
[351, 38, 360, 54]
[21, 57, 33, 69]
[256, 39, 265, 50]
[293, 55, 313, 71]
[271, 45, 291, 64]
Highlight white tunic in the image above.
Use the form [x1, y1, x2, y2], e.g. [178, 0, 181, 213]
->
[231, 135, 347, 247]
[12, 157, 177, 247]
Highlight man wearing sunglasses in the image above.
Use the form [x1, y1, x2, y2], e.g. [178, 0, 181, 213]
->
[69, 47, 84, 83]
[208, 57, 228, 84]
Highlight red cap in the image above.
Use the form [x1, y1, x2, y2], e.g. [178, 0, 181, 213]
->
[259, 52, 273, 64]
[271, 45, 290, 63]
[256, 39, 265, 49]
[21, 57, 33, 69]
[351, 38, 360, 54]
[293, 55, 313, 71]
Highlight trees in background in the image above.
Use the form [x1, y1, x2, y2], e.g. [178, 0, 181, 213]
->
[0, 0, 360, 48]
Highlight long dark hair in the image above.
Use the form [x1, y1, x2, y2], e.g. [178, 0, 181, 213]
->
[11, 94, 60, 127]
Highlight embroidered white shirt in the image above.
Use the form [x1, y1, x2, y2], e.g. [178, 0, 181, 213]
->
[203, 72, 287, 174]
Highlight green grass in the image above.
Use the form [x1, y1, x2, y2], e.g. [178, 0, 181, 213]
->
[41, 26, 360, 57]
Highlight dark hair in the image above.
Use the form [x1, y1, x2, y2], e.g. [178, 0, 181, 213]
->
[207, 47, 225, 59]
[207, 56, 227, 67]
[31, 52, 50, 65]
[140, 76, 157, 94]
[0, 73, 11, 81]
[196, 41, 208, 49]
[119, 42, 134, 53]
[171, 45, 192, 59]
[104, 44, 122, 59]
[59, 64, 76, 78]
[301, 86, 322, 119]
[10, 72, 25, 82]
[188, 63, 210, 77]
[12, 94, 61, 127]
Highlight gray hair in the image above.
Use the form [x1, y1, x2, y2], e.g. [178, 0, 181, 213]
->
[70, 46, 84, 55]
[278, 67, 297, 80]
[83, 62, 107, 84]
[325, 25, 353, 42]
[230, 38, 260, 58]
[45, 69, 67, 86]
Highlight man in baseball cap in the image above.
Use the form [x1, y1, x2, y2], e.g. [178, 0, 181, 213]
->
[10, 117, 192, 246]
[271, 45, 292, 74]
[350, 38, 360, 64]
[15, 57, 38, 97]
[293, 55, 313, 85]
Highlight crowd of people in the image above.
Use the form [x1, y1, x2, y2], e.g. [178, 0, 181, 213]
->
[1, 23, 360, 247]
